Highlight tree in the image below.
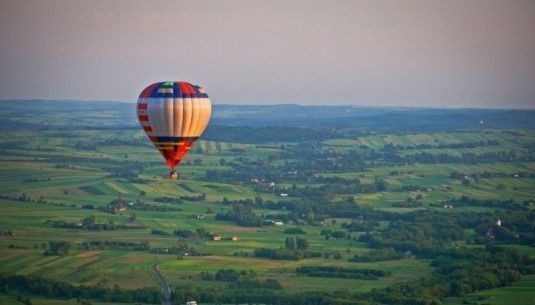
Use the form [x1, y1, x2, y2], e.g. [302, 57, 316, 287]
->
[285, 237, 309, 250]
[295, 237, 309, 250]
[285, 237, 295, 250]
[374, 177, 388, 192]
[44, 241, 71, 256]
[82, 215, 96, 226]
[215, 204, 262, 227]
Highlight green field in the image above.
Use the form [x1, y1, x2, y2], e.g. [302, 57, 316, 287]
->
[0, 106, 533, 305]
[444, 274, 535, 305]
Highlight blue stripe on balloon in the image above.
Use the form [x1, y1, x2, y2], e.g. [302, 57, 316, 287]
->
[148, 91, 209, 98]
[143, 82, 209, 98]
[174, 82, 181, 96]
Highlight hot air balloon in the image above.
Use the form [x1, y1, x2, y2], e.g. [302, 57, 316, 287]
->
[137, 81, 212, 180]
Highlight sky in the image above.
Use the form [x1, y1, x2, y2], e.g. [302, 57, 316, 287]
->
[0, 0, 534, 108]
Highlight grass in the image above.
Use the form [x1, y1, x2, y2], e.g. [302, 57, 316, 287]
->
[0, 293, 131, 305]
[0, 248, 162, 289]
[361, 131, 534, 150]
[0, 126, 533, 301]
[444, 274, 535, 305]
[160, 256, 432, 293]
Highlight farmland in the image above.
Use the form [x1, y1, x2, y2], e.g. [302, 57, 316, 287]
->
[0, 102, 533, 305]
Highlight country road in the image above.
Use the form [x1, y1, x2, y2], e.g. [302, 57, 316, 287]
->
[152, 263, 171, 305]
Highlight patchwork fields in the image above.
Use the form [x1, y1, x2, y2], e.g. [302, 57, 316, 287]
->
[0, 104, 533, 304]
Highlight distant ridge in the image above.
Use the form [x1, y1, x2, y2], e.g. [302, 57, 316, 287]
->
[0, 100, 534, 132]
[1, 99, 534, 110]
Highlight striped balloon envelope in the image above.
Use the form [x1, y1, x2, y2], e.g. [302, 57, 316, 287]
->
[137, 81, 212, 179]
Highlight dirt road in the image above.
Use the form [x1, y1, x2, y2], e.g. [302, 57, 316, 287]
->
[152, 263, 171, 305]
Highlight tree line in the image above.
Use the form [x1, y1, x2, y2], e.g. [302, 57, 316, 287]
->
[296, 266, 388, 280]
[0, 274, 161, 304]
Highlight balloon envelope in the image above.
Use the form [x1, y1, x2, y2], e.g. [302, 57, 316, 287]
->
[137, 81, 212, 170]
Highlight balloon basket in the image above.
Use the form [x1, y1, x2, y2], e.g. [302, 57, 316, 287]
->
[169, 171, 178, 180]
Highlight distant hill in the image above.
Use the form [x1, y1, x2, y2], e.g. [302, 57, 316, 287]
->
[0, 100, 534, 133]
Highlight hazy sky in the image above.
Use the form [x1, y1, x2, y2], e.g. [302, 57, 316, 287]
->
[1, 0, 534, 108]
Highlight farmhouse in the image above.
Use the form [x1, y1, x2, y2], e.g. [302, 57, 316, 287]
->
[486, 228, 495, 239]
[114, 206, 126, 213]
[111, 201, 126, 213]
[0, 230, 15, 237]
[212, 235, 221, 241]
[106, 198, 128, 214]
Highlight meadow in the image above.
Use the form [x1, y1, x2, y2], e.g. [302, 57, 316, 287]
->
[0, 102, 533, 305]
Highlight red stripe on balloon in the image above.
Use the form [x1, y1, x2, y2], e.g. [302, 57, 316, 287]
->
[138, 115, 149, 121]
[179, 82, 196, 94]
[139, 82, 160, 98]
[156, 139, 196, 169]
[143, 126, 152, 132]
[137, 103, 148, 110]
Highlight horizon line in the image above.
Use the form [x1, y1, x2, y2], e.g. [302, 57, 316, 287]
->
[0, 98, 533, 111]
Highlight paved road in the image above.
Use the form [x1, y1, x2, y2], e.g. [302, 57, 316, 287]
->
[152, 263, 171, 305]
